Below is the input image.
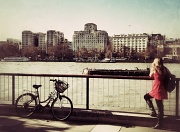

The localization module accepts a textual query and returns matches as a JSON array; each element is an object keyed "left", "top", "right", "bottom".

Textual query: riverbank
[
  {"left": 1, "top": 57, "right": 179, "bottom": 63},
  {"left": 39, "top": 58, "right": 180, "bottom": 63}
]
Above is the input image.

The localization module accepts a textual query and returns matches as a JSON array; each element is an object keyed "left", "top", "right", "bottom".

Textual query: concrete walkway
[
  {"left": 0, "top": 104, "right": 179, "bottom": 132},
  {"left": 0, "top": 115, "right": 178, "bottom": 132}
]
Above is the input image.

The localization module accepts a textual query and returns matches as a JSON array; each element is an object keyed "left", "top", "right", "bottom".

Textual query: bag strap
[{"left": 164, "top": 67, "right": 170, "bottom": 77}]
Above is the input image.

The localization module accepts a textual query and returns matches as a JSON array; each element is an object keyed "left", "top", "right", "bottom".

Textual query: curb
[{"left": 0, "top": 104, "right": 179, "bottom": 130}]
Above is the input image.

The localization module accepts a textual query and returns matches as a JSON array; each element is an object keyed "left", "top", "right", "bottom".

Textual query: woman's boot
[
  {"left": 153, "top": 100, "right": 164, "bottom": 129},
  {"left": 153, "top": 114, "right": 162, "bottom": 129},
  {"left": 146, "top": 99, "right": 157, "bottom": 117},
  {"left": 153, "top": 121, "right": 161, "bottom": 129}
]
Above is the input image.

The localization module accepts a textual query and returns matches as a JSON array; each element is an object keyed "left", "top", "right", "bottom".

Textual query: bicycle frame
[{"left": 33, "top": 88, "right": 56, "bottom": 109}]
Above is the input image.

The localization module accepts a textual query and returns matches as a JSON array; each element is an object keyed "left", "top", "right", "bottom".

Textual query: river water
[{"left": 0, "top": 62, "right": 179, "bottom": 77}]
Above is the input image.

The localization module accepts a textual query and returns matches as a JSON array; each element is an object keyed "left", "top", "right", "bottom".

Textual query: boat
[
  {"left": 100, "top": 58, "right": 116, "bottom": 63},
  {"left": 1, "top": 57, "right": 30, "bottom": 62},
  {"left": 83, "top": 67, "right": 150, "bottom": 76},
  {"left": 115, "top": 57, "right": 128, "bottom": 62},
  {"left": 75, "top": 58, "right": 116, "bottom": 63}
]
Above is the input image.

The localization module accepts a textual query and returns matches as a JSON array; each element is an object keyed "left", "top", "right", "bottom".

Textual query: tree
[
  {"left": 105, "top": 44, "right": 112, "bottom": 58},
  {"left": 78, "top": 47, "right": 88, "bottom": 59},
  {"left": 123, "top": 46, "right": 130, "bottom": 57},
  {"left": 146, "top": 45, "right": 157, "bottom": 60},
  {"left": 53, "top": 43, "right": 73, "bottom": 61},
  {"left": 21, "top": 45, "right": 41, "bottom": 60},
  {"left": 0, "top": 43, "right": 20, "bottom": 58}
]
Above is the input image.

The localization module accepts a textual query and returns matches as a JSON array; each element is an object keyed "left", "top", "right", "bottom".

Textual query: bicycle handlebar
[
  {"left": 50, "top": 79, "right": 57, "bottom": 82},
  {"left": 50, "top": 79, "right": 63, "bottom": 83}
]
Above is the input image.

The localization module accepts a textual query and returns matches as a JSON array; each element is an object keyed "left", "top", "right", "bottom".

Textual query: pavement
[{"left": 0, "top": 104, "right": 180, "bottom": 132}]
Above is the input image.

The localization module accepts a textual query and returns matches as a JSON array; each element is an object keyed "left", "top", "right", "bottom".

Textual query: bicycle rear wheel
[
  {"left": 51, "top": 95, "right": 73, "bottom": 121},
  {"left": 15, "top": 93, "right": 37, "bottom": 117}
]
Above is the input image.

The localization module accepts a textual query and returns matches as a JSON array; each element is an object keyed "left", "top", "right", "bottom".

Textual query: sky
[{"left": 0, "top": 0, "right": 180, "bottom": 41}]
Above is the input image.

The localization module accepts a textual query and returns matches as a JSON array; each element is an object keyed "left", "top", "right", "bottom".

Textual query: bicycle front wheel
[
  {"left": 51, "top": 95, "right": 73, "bottom": 121},
  {"left": 15, "top": 93, "right": 37, "bottom": 117}
]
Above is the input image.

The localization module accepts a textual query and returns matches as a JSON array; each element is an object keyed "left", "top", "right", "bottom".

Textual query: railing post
[
  {"left": 175, "top": 79, "right": 179, "bottom": 117},
  {"left": 86, "top": 77, "right": 89, "bottom": 110},
  {"left": 12, "top": 75, "right": 15, "bottom": 105}
]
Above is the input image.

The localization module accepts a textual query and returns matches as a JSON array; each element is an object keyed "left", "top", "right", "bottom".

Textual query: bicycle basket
[{"left": 55, "top": 80, "right": 69, "bottom": 93}]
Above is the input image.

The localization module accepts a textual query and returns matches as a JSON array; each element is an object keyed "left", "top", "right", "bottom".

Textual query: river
[{"left": 0, "top": 62, "right": 179, "bottom": 77}]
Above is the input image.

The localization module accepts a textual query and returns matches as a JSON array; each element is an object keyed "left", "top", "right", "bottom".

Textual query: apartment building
[
  {"left": 22, "top": 30, "right": 33, "bottom": 48},
  {"left": 22, "top": 31, "right": 46, "bottom": 50},
  {"left": 37, "top": 33, "right": 46, "bottom": 51},
  {"left": 112, "top": 33, "right": 149, "bottom": 53},
  {"left": 7, "top": 38, "right": 21, "bottom": 49},
  {"left": 7, "top": 38, "right": 21, "bottom": 45},
  {"left": 72, "top": 23, "right": 109, "bottom": 51},
  {"left": 47, "top": 30, "right": 64, "bottom": 46}
]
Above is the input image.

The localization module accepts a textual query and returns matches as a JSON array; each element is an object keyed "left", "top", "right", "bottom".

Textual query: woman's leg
[
  {"left": 144, "top": 93, "right": 157, "bottom": 117},
  {"left": 154, "top": 99, "right": 164, "bottom": 129}
]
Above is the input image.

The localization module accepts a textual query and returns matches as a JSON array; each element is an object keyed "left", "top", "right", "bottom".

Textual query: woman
[{"left": 144, "top": 58, "right": 169, "bottom": 129}]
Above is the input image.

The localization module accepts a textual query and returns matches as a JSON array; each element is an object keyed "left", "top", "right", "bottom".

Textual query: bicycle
[{"left": 15, "top": 79, "right": 73, "bottom": 121}]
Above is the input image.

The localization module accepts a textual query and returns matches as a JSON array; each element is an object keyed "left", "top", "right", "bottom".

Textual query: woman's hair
[{"left": 152, "top": 58, "right": 164, "bottom": 75}]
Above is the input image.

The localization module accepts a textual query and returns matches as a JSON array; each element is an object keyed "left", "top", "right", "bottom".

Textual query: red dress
[{"left": 149, "top": 72, "right": 168, "bottom": 100}]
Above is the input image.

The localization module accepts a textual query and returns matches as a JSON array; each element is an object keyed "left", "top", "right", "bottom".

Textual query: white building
[
  {"left": 112, "top": 33, "right": 149, "bottom": 53},
  {"left": 72, "top": 23, "right": 109, "bottom": 52}
]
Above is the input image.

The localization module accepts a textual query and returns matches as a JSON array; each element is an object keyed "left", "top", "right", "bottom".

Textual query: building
[
  {"left": 112, "top": 33, "right": 149, "bottom": 55},
  {"left": 22, "top": 30, "right": 33, "bottom": 48},
  {"left": 47, "top": 30, "right": 64, "bottom": 46},
  {"left": 149, "top": 34, "right": 165, "bottom": 47},
  {"left": 7, "top": 38, "right": 21, "bottom": 49},
  {"left": 22, "top": 31, "right": 46, "bottom": 50},
  {"left": 0, "top": 41, "right": 7, "bottom": 45},
  {"left": 72, "top": 23, "right": 109, "bottom": 52},
  {"left": 7, "top": 38, "right": 21, "bottom": 45},
  {"left": 37, "top": 33, "right": 46, "bottom": 51},
  {"left": 163, "top": 39, "right": 180, "bottom": 59}
]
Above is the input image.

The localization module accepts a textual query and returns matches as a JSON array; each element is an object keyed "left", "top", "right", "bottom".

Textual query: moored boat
[
  {"left": 1, "top": 57, "right": 30, "bottom": 62},
  {"left": 100, "top": 58, "right": 116, "bottom": 63},
  {"left": 83, "top": 67, "right": 150, "bottom": 76}
]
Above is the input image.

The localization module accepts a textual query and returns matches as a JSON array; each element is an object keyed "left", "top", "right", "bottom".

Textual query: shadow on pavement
[
  {"left": 0, "top": 116, "right": 69, "bottom": 132},
  {"left": 0, "top": 115, "right": 180, "bottom": 132}
]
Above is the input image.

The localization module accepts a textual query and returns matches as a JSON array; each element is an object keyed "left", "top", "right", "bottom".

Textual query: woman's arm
[
  {"left": 149, "top": 67, "right": 154, "bottom": 78},
  {"left": 149, "top": 62, "right": 155, "bottom": 77}
]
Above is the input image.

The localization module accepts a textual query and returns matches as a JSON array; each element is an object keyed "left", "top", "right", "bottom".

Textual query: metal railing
[{"left": 0, "top": 73, "right": 179, "bottom": 117}]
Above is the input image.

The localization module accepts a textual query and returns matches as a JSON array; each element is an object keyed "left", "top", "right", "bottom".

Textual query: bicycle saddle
[{"left": 33, "top": 85, "right": 42, "bottom": 89}]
